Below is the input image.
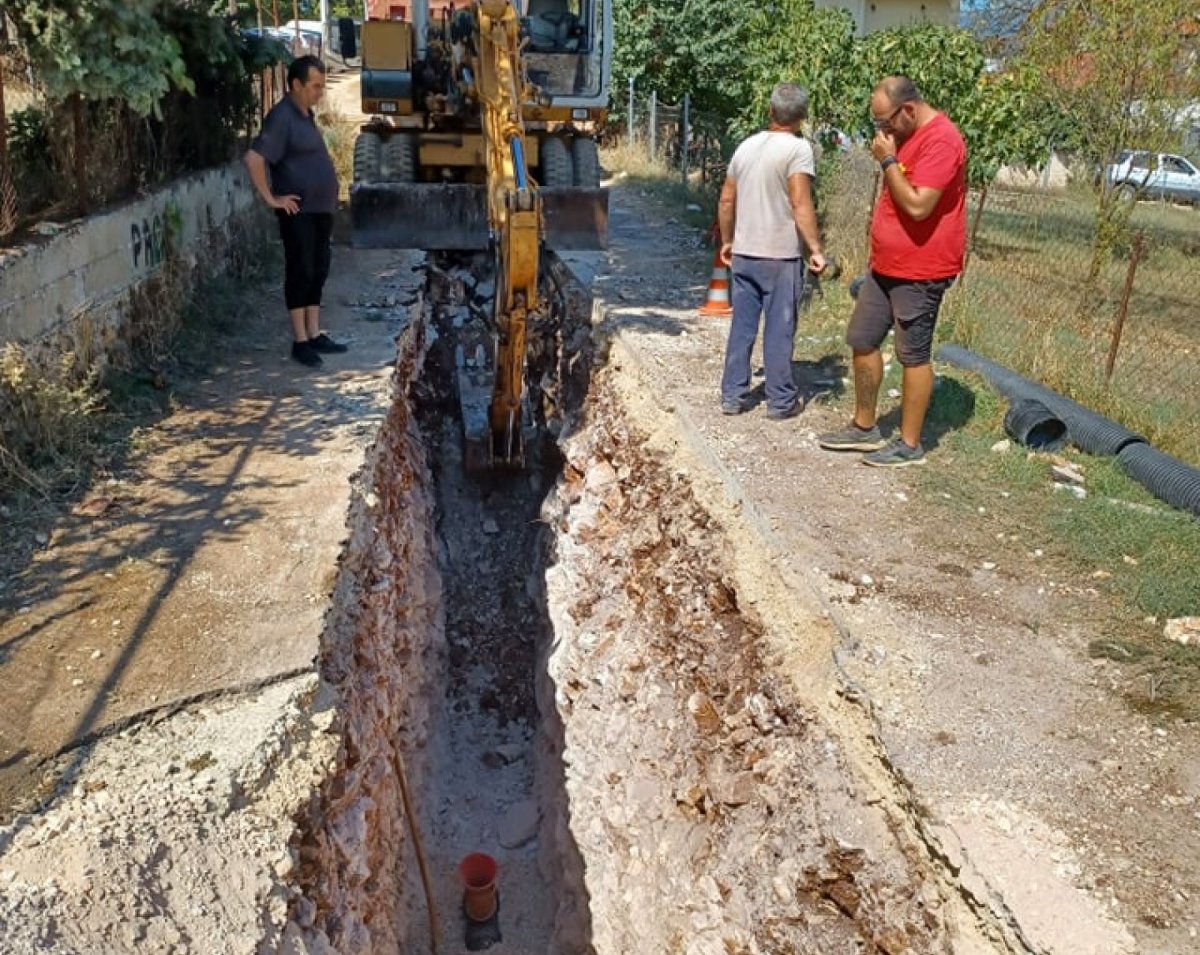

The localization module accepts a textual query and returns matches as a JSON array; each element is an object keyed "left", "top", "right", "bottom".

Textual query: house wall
[{"left": 816, "top": 0, "right": 960, "bottom": 36}]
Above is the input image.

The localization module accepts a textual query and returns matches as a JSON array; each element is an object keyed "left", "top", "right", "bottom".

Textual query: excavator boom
[{"left": 347, "top": 0, "right": 610, "bottom": 469}]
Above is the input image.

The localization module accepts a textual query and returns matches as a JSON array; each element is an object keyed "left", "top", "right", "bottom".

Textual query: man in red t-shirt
[{"left": 820, "top": 75, "right": 967, "bottom": 466}]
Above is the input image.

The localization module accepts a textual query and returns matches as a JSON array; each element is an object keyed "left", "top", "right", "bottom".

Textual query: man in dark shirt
[{"left": 244, "top": 55, "right": 347, "bottom": 367}]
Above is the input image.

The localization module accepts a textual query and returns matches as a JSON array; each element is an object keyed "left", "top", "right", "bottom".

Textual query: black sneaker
[
  {"left": 721, "top": 397, "right": 751, "bottom": 416},
  {"left": 310, "top": 332, "right": 348, "bottom": 354},
  {"left": 291, "top": 340, "right": 323, "bottom": 367}
]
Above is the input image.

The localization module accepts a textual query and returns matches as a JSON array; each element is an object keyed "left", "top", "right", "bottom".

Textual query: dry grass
[
  {"left": 0, "top": 339, "right": 102, "bottom": 497},
  {"left": 318, "top": 106, "right": 359, "bottom": 202},
  {"left": 600, "top": 141, "right": 720, "bottom": 228}
]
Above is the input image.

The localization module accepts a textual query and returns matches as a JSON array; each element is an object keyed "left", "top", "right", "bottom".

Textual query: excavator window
[{"left": 523, "top": 0, "right": 588, "bottom": 53}]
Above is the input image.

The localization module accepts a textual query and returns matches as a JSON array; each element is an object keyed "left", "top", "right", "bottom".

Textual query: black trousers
[{"left": 277, "top": 212, "right": 333, "bottom": 311}]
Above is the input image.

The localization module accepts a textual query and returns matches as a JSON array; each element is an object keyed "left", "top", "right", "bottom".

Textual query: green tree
[
  {"left": 612, "top": 0, "right": 757, "bottom": 118},
  {"left": 13, "top": 0, "right": 194, "bottom": 117},
  {"left": 857, "top": 25, "right": 985, "bottom": 138},
  {"left": 1020, "top": 0, "right": 1200, "bottom": 287},
  {"left": 739, "top": 0, "right": 862, "bottom": 135}
]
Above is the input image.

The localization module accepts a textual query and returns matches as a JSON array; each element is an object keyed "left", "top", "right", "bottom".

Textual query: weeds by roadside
[
  {"left": 600, "top": 142, "right": 716, "bottom": 232},
  {"left": 0, "top": 212, "right": 278, "bottom": 521},
  {"left": 0, "top": 343, "right": 102, "bottom": 498}
]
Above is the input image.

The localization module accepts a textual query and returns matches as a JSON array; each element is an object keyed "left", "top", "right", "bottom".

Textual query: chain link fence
[{"left": 821, "top": 149, "right": 1200, "bottom": 467}]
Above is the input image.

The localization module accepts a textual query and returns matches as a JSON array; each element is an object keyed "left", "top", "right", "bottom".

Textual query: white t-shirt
[{"left": 728, "top": 131, "right": 816, "bottom": 259}]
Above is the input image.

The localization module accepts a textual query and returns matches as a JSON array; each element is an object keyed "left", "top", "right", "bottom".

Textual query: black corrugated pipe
[
  {"left": 937, "top": 344, "right": 1145, "bottom": 457},
  {"left": 937, "top": 343, "right": 1200, "bottom": 519},
  {"left": 1117, "top": 444, "right": 1200, "bottom": 518},
  {"left": 1004, "top": 399, "right": 1067, "bottom": 451}
]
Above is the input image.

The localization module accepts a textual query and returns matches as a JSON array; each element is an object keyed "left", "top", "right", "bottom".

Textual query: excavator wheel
[
  {"left": 540, "top": 136, "right": 574, "bottom": 188},
  {"left": 353, "top": 131, "right": 383, "bottom": 184},
  {"left": 572, "top": 137, "right": 600, "bottom": 189},
  {"left": 383, "top": 134, "right": 416, "bottom": 182}
]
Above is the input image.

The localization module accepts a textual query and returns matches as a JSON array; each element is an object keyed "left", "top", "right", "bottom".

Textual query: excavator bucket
[
  {"left": 350, "top": 183, "right": 608, "bottom": 251},
  {"left": 351, "top": 183, "right": 488, "bottom": 250},
  {"left": 542, "top": 187, "right": 610, "bottom": 251}
]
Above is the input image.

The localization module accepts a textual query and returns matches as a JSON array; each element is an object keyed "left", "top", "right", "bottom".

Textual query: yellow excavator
[{"left": 348, "top": 0, "right": 611, "bottom": 469}]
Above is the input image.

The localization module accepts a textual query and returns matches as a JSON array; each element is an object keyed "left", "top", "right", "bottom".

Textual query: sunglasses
[{"left": 873, "top": 105, "right": 904, "bottom": 130}]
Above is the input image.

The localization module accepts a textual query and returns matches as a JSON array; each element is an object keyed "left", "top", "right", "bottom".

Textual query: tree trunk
[
  {"left": 960, "top": 183, "right": 989, "bottom": 287},
  {"left": 72, "top": 93, "right": 88, "bottom": 214}
]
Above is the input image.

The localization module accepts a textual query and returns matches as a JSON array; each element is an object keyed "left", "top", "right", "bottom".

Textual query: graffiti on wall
[{"left": 130, "top": 201, "right": 184, "bottom": 269}]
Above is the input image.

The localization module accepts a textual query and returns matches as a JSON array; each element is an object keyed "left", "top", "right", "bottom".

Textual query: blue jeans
[{"left": 721, "top": 255, "right": 804, "bottom": 412}]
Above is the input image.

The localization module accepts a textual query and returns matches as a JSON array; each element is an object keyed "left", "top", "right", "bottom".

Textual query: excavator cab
[
  {"left": 350, "top": 0, "right": 611, "bottom": 252},
  {"left": 349, "top": 1, "right": 611, "bottom": 470}
]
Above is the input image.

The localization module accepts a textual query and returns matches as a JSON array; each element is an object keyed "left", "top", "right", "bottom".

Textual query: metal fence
[
  {"left": 618, "top": 83, "right": 733, "bottom": 192},
  {"left": 821, "top": 149, "right": 1200, "bottom": 467}
]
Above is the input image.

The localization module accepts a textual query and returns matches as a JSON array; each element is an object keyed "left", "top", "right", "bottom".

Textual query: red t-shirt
[{"left": 870, "top": 112, "right": 967, "bottom": 281}]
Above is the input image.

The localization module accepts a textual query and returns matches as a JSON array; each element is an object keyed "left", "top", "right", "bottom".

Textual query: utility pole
[{"left": 320, "top": 0, "right": 330, "bottom": 59}]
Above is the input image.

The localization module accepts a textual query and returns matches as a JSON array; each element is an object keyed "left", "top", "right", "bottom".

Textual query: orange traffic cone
[{"left": 698, "top": 247, "right": 733, "bottom": 317}]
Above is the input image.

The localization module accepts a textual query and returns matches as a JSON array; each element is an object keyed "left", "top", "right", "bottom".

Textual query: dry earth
[{"left": 0, "top": 150, "right": 1197, "bottom": 952}]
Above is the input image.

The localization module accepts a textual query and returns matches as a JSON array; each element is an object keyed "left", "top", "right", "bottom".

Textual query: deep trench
[
  {"left": 286, "top": 251, "right": 1021, "bottom": 955},
  {"left": 402, "top": 252, "right": 586, "bottom": 954}
]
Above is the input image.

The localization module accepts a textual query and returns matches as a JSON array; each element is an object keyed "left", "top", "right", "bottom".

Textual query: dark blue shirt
[{"left": 251, "top": 96, "right": 339, "bottom": 215}]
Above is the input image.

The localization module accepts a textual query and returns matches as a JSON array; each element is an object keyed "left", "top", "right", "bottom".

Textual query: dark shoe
[
  {"left": 721, "top": 397, "right": 751, "bottom": 415},
  {"left": 291, "top": 340, "right": 323, "bottom": 367},
  {"left": 818, "top": 422, "right": 886, "bottom": 451},
  {"left": 765, "top": 400, "right": 802, "bottom": 421},
  {"left": 310, "top": 332, "right": 348, "bottom": 354},
  {"left": 863, "top": 437, "right": 926, "bottom": 467}
]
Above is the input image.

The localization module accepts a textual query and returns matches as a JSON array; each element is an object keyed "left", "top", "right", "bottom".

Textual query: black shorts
[
  {"left": 278, "top": 212, "right": 334, "bottom": 311},
  {"left": 846, "top": 271, "right": 955, "bottom": 366}
]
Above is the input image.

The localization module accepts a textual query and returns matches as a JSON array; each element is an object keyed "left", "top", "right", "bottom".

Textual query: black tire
[
  {"left": 383, "top": 134, "right": 416, "bottom": 182},
  {"left": 540, "top": 136, "right": 573, "bottom": 188},
  {"left": 1117, "top": 182, "right": 1138, "bottom": 202},
  {"left": 571, "top": 136, "right": 600, "bottom": 188},
  {"left": 353, "top": 131, "right": 382, "bottom": 184}
]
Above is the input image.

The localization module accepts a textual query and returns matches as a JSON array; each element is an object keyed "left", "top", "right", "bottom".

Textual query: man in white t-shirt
[{"left": 717, "top": 83, "right": 827, "bottom": 419}]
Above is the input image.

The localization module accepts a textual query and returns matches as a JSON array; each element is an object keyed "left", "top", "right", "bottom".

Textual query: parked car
[
  {"left": 1105, "top": 150, "right": 1200, "bottom": 205},
  {"left": 242, "top": 25, "right": 323, "bottom": 59}
]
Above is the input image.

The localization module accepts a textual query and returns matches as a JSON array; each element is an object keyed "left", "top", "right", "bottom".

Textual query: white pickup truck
[{"left": 1105, "top": 150, "right": 1200, "bottom": 205}]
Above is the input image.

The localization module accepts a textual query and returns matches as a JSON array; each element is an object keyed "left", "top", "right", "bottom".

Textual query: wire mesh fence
[
  {"left": 616, "top": 85, "right": 734, "bottom": 194},
  {"left": 821, "top": 149, "right": 1200, "bottom": 467}
]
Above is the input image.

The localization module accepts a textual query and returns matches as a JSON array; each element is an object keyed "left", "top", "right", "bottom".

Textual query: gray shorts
[{"left": 847, "top": 271, "right": 955, "bottom": 366}]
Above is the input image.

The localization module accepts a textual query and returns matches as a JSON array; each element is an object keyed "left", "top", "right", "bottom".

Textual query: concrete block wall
[{"left": 0, "top": 164, "right": 259, "bottom": 355}]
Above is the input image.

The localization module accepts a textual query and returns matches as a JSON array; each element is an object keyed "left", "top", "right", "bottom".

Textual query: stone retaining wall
[{"left": 0, "top": 164, "right": 260, "bottom": 359}]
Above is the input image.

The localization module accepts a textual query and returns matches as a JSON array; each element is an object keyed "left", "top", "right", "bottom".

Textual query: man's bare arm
[
  {"left": 871, "top": 131, "right": 943, "bottom": 221},
  {"left": 788, "top": 173, "right": 826, "bottom": 273},
  {"left": 717, "top": 176, "right": 737, "bottom": 265},
  {"left": 243, "top": 150, "right": 300, "bottom": 214}
]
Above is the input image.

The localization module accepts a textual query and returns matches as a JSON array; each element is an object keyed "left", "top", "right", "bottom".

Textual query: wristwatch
[{"left": 880, "top": 155, "right": 898, "bottom": 172}]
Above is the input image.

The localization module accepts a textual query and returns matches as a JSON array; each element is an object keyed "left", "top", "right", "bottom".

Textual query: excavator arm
[
  {"left": 350, "top": 0, "right": 609, "bottom": 470},
  {"left": 474, "top": 0, "right": 543, "bottom": 467}
]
